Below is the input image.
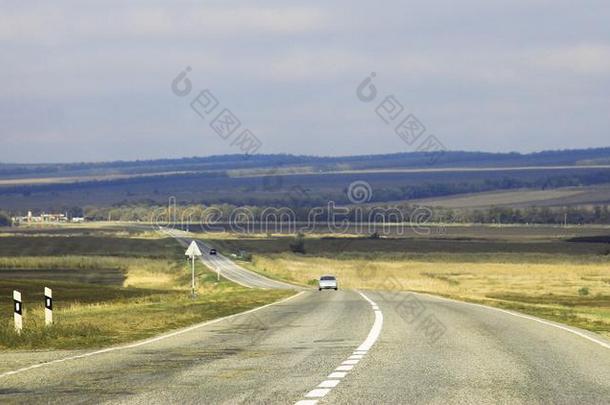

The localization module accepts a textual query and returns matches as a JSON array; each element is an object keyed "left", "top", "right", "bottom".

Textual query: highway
[
  {"left": 1, "top": 231, "right": 609, "bottom": 404},
  {"left": 164, "top": 228, "right": 300, "bottom": 290}
]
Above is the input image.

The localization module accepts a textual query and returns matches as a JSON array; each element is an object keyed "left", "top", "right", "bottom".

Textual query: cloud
[
  {"left": 534, "top": 44, "right": 610, "bottom": 74},
  {"left": 1, "top": 0, "right": 610, "bottom": 162},
  {"left": 0, "top": 4, "right": 330, "bottom": 42}
]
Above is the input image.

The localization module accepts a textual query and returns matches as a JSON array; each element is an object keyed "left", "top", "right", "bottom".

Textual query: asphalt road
[
  {"left": 165, "top": 228, "right": 299, "bottom": 290},
  {"left": 1, "top": 229, "right": 609, "bottom": 403},
  {"left": 1, "top": 287, "right": 609, "bottom": 404}
]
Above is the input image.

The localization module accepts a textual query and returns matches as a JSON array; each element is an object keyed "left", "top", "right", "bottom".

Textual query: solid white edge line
[
  {"left": 356, "top": 295, "right": 384, "bottom": 351},
  {"left": 415, "top": 291, "right": 610, "bottom": 350},
  {"left": 0, "top": 291, "right": 306, "bottom": 379},
  {"left": 358, "top": 291, "right": 377, "bottom": 306}
]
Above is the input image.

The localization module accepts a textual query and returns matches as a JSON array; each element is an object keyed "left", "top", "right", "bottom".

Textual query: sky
[{"left": 1, "top": 0, "right": 610, "bottom": 163}]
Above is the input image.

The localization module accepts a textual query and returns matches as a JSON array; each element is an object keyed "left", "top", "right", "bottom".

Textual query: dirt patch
[{"left": 568, "top": 235, "right": 610, "bottom": 244}]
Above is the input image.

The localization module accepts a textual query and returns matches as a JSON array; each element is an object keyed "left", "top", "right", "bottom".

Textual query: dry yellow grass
[
  {"left": 0, "top": 255, "right": 186, "bottom": 290},
  {"left": 247, "top": 253, "right": 610, "bottom": 338},
  {"left": 0, "top": 255, "right": 292, "bottom": 350},
  {"left": 251, "top": 254, "right": 609, "bottom": 295}
]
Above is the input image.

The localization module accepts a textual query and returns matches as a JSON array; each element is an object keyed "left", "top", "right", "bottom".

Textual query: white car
[{"left": 318, "top": 275, "right": 338, "bottom": 291}]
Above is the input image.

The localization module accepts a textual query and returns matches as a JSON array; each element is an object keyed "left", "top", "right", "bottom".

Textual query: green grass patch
[{"left": 0, "top": 277, "right": 293, "bottom": 350}]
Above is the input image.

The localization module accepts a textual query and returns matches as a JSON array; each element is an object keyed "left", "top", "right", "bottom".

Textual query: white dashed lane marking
[
  {"left": 305, "top": 388, "right": 331, "bottom": 398},
  {"left": 335, "top": 365, "right": 354, "bottom": 372},
  {"left": 294, "top": 291, "right": 384, "bottom": 404},
  {"left": 318, "top": 380, "right": 341, "bottom": 388},
  {"left": 328, "top": 372, "right": 347, "bottom": 378}
]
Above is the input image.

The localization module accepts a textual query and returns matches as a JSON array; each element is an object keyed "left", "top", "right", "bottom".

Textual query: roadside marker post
[
  {"left": 184, "top": 241, "right": 203, "bottom": 298},
  {"left": 13, "top": 290, "right": 23, "bottom": 334},
  {"left": 44, "top": 287, "right": 53, "bottom": 326}
]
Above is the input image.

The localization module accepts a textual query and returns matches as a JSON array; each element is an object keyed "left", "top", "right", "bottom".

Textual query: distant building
[{"left": 11, "top": 211, "right": 72, "bottom": 225}]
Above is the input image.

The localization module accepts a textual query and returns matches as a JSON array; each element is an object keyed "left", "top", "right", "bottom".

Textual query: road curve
[
  {"left": 329, "top": 290, "right": 610, "bottom": 404},
  {"left": 164, "top": 228, "right": 301, "bottom": 290},
  {"left": 0, "top": 290, "right": 373, "bottom": 403},
  {"left": 1, "top": 289, "right": 609, "bottom": 403}
]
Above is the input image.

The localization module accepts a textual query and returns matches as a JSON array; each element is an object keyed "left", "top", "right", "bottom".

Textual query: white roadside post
[
  {"left": 184, "top": 241, "right": 203, "bottom": 298},
  {"left": 13, "top": 290, "right": 23, "bottom": 334},
  {"left": 44, "top": 287, "right": 53, "bottom": 326},
  {"left": 216, "top": 264, "right": 220, "bottom": 282}
]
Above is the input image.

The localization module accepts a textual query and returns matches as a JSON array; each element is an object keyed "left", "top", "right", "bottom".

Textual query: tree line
[{"left": 76, "top": 203, "right": 610, "bottom": 226}]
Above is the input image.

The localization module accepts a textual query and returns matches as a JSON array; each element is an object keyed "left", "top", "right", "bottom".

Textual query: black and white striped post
[
  {"left": 44, "top": 287, "right": 53, "bottom": 326},
  {"left": 13, "top": 290, "right": 23, "bottom": 333}
]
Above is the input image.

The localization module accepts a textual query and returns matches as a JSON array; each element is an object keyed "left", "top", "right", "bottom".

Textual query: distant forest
[
  {"left": 3, "top": 147, "right": 610, "bottom": 222},
  {"left": 3, "top": 147, "right": 610, "bottom": 178},
  {"left": 77, "top": 203, "right": 610, "bottom": 226}
]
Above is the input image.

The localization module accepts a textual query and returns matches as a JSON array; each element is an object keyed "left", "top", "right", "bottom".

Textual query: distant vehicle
[
  {"left": 318, "top": 275, "right": 338, "bottom": 291},
  {"left": 210, "top": 249, "right": 217, "bottom": 255}
]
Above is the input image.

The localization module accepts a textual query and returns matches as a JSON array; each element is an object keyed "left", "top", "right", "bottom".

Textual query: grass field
[
  {"left": 0, "top": 274, "right": 290, "bottom": 350},
  {"left": 207, "top": 233, "right": 610, "bottom": 256},
  {"left": 412, "top": 184, "right": 610, "bottom": 209},
  {"left": 248, "top": 254, "right": 610, "bottom": 338},
  {"left": 209, "top": 233, "right": 610, "bottom": 339},
  {"left": 0, "top": 235, "right": 180, "bottom": 258},
  {"left": 0, "top": 230, "right": 292, "bottom": 350},
  {"left": 2, "top": 224, "right": 610, "bottom": 348}
]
